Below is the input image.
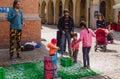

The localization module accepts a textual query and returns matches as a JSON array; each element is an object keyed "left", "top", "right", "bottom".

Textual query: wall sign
[{"left": 0, "top": 7, "right": 10, "bottom": 13}]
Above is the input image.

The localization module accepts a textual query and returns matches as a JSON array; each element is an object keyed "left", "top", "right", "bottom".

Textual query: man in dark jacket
[{"left": 57, "top": 9, "right": 74, "bottom": 56}]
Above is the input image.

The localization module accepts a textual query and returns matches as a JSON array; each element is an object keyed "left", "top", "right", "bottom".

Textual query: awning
[{"left": 113, "top": 3, "right": 120, "bottom": 9}]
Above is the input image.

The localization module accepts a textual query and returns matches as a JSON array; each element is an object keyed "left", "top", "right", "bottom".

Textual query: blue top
[
  {"left": 96, "top": 19, "right": 105, "bottom": 28},
  {"left": 8, "top": 8, "right": 24, "bottom": 30}
]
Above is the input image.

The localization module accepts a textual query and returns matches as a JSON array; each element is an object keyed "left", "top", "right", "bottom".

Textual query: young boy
[
  {"left": 47, "top": 38, "right": 59, "bottom": 56},
  {"left": 47, "top": 38, "right": 59, "bottom": 77},
  {"left": 70, "top": 33, "right": 80, "bottom": 63}
]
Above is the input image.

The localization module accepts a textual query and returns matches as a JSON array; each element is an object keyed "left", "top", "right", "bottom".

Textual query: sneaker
[
  {"left": 10, "top": 54, "right": 13, "bottom": 60},
  {"left": 80, "top": 67, "right": 87, "bottom": 70},
  {"left": 86, "top": 65, "right": 90, "bottom": 69},
  {"left": 17, "top": 54, "right": 22, "bottom": 59}
]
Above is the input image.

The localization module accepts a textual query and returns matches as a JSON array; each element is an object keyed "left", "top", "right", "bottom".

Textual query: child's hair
[
  {"left": 97, "top": 13, "right": 104, "bottom": 20},
  {"left": 80, "top": 22, "right": 89, "bottom": 33},
  {"left": 51, "top": 38, "right": 57, "bottom": 44},
  {"left": 72, "top": 33, "right": 78, "bottom": 37}
]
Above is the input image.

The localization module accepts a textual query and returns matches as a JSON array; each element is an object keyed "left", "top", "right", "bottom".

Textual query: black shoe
[
  {"left": 80, "top": 67, "right": 87, "bottom": 70},
  {"left": 86, "top": 65, "right": 90, "bottom": 69},
  {"left": 10, "top": 54, "right": 13, "bottom": 60},
  {"left": 17, "top": 54, "right": 22, "bottom": 59}
]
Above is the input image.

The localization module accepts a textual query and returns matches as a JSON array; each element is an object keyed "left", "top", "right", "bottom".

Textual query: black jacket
[{"left": 57, "top": 16, "right": 74, "bottom": 32}]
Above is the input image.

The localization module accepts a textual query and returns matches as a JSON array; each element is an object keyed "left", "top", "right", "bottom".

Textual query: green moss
[{"left": 4, "top": 61, "right": 102, "bottom": 79}]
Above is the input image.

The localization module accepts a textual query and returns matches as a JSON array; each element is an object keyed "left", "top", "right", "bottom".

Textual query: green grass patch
[{"left": 4, "top": 61, "right": 102, "bottom": 79}]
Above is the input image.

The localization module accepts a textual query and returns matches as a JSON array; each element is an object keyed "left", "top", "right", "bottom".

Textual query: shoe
[
  {"left": 69, "top": 53, "right": 73, "bottom": 57},
  {"left": 10, "top": 54, "right": 13, "bottom": 60},
  {"left": 80, "top": 67, "right": 87, "bottom": 70},
  {"left": 86, "top": 65, "right": 90, "bottom": 69},
  {"left": 17, "top": 54, "right": 22, "bottom": 59},
  {"left": 110, "top": 40, "right": 114, "bottom": 43}
]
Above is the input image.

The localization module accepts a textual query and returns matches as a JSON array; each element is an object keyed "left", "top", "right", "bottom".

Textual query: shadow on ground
[{"left": 0, "top": 43, "right": 49, "bottom": 65}]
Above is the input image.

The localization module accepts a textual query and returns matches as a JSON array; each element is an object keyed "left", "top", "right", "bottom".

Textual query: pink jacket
[{"left": 80, "top": 29, "right": 96, "bottom": 47}]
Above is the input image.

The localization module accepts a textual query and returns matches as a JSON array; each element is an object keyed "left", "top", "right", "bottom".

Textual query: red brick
[{"left": 0, "top": 0, "right": 41, "bottom": 48}]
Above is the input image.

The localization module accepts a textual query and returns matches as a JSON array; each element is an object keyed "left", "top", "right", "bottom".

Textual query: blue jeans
[
  {"left": 82, "top": 47, "right": 91, "bottom": 67},
  {"left": 60, "top": 31, "right": 72, "bottom": 54}
]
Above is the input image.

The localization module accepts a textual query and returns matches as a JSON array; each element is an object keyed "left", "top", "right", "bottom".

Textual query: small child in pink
[{"left": 70, "top": 33, "right": 80, "bottom": 63}]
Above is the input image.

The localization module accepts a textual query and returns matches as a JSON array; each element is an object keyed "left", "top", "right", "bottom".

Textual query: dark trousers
[
  {"left": 73, "top": 49, "right": 78, "bottom": 63},
  {"left": 60, "top": 31, "right": 72, "bottom": 54},
  {"left": 10, "top": 29, "right": 22, "bottom": 56},
  {"left": 107, "top": 32, "right": 113, "bottom": 41},
  {"left": 82, "top": 47, "right": 91, "bottom": 67}
]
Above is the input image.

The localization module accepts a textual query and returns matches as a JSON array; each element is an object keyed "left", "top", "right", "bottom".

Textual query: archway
[
  {"left": 100, "top": 1, "right": 106, "bottom": 18},
  {"left": 41, "top": 1, "right": 46, "bottom": 24},
  {"left": 75, "top": 0, "right": 80, "bottom": 25},
  {"left": 48, "top": 0, "right": 54, "bottom": 24},
  {"left": 65, "top": 0, "right": 73, "bottom": 17},
  {"left": 100, "top": 0, "right": 114, "bottom": 21},
  {"left": 75, "top": 0, "right": 87, "bottom": 26},
  {"left": 80, "top": 0, "right": 87, "bottom": 21},
  {"left": 69, "top": 0, "right": 73, "bottom": 17},
  {"left": 59, "top": 1, "right": 62, "bottom": 17},
  {"left": 55, "top": 0, "right": 63, "bottom": 24}
]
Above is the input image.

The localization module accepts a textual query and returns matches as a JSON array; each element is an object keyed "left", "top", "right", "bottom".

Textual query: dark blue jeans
[
  {"left": 60, "top": 31, "right": 72, "bottom": 54},
  {"left": 82, "top": 47, "right": 91, "bottom": 67}
]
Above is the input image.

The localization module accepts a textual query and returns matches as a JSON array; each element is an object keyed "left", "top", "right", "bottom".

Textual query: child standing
[
  {"left": 70, "top": 33, "right": 80, "bottom": 63},
  {"left": 47, "top": 38, "right": 59, "bottom": 77},
  {"left": 78, "top": 22, "right": 96, "bottom": 69},
  {"left": 47, "top": 38, "right": 59, "bottom": 56}
]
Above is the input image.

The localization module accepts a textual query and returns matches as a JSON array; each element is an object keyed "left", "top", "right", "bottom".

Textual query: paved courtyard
[
  {"left": 0, "top": 24, "right": 120, "bottom": 79},
  {"left": 41, "top": 25, "right": 120, "bottom": 79}
]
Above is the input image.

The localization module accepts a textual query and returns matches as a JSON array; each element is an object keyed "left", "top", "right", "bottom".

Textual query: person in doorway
[
  {"left": 78, "top": 22, "right": 96, "bottom": 69},
  {"left": 106, "top": 24, "right": 114, "bottom": 43},
  {"left": 57, "top": 9, "right": 74, "bottom": 56},
  {"left": 8, "top": 0, "right": 25, "bottom": 59},
  {"left": 96, "top": 13, "right": 106, "bottom": 28}
]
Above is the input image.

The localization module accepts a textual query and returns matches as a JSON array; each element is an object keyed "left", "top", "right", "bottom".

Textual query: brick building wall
[{"left": 0, "top": 0, "right": 41, "bottom": 48}]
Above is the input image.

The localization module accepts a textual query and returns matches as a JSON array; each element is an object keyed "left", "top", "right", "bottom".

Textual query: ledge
[{"left": 0, "top": 13, "right": 41, "bottom": 21}]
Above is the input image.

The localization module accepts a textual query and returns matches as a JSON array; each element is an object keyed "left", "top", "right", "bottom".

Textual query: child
[
  {"left": 47, "top": 38, "right": 59, "bottom": 77},
  {"left": 47, "top": 38, "right": 59, "bottom": 56},
  {"left": 70, "top": 33, "right": 80, "bottom": 63},
  {"left": 106, "top": 24, "right": 114, "bottom": 43},
  {"left": 78, "top": 22, "right": 96, "bottom": 69}
]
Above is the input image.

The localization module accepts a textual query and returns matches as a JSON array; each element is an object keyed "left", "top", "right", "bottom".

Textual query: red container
[
  {"left": 44, "top": 56, "right": 53, "bottom": 70},
  {"left": 111, "top": 23, "right": 116, "bottom": 30},
  {"left": 44, "top": 56, "right": 57, "bottom": 70},
  {"left": 44, "top": 70, "right": 53, "bottom": 79},
  {"left": 106, "top": 22, "right": 110, "bottom": 26},
  {"left": 117, "top": 24, "right": 120, "bottom": 32},
  {"left": 44, "top": 69, "right": 57, "bottom": 79}
]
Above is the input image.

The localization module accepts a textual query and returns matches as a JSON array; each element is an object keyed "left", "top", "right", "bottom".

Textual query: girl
[{"left": 78, "top": 22, "right": 96, "bottom": 69}]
